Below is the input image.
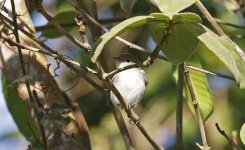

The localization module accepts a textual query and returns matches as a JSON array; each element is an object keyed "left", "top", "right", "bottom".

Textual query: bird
[{"left": 110, "top": 53, "right": 147, "bottom": 108}]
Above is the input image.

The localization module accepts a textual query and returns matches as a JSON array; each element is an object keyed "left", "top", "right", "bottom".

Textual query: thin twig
[
  {"left": 176, "top": 64, "right": 184, "bottom": 150},
  {"left": 32, "top": 0, "right": 91, "bottom": 51},
  {"left": 186, "top": 65, "right": 235, "bottom": 81},
  {"left": 75, "top": 14, "right": 91, "bottom": 53},
  {"left": 215, "top": 123, "right": 240, "bottom": 150},
  {"left": 35, "top": 17, "right": 127, "bottom": 31},
  {"left": 183, "top": 63, "right": 210, "bottom": 150},
  {"left": 32, "top": 90, "right": 47, "bottom": 149},
  {"left": 10, "top": 0, "right": 47, "bottom": 149}
]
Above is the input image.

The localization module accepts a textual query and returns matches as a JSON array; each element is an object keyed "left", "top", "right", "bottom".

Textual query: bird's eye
[{"left": 126, "top": 59, "right": 130, "bottom": 63}]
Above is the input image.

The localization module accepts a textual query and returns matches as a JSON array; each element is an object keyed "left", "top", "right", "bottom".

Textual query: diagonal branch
[
  {"left": 107, "top": 80, "right": 164, "bottom": 150},
  {"left": 215, "top": 123, "right": 241, "bottom": 150},
  {"left": 195, "top": 0, "right": 227, "bottom": 38},
  {"left": 68, "top": 0, "right": 148, "bottom": 52},
  {"left": 32, "top": 0, "right": 91, "bottom": 52}
]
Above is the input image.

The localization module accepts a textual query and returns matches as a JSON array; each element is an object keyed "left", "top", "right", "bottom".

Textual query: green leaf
[
  {"left": 120, "top": 0, "right": 138, "bottom": 14},
  {"left": 91, "top": 16, "right": 153, "bottom": 62},
  {"left": 148, "top": 13, "right": 170, "bottom": 44},
  {"left": 154, "top": 0, "right": 196, "bottom": 18},
  {"left": 162, "top": 23, "right": 199, "bottom": 65},
  {"left": 42, "top": 11, "right": 76, "bottom": 38},
  {"left": 173, "top": 12, "right": 202, "bottom": 24},
  {"left": 184, "top": 23, "right": 245, "bottom": 88},
  {"left": 2, "top": 75, "right": 41, "bottom": 139},
  {"left": 172, "top": 57, "right": 214, "bottom": 121},
  {"left": 241, "top": 123, "right": 245, "bottom": 145},
  {"left": 185, "top": 57, "right": 214, "bottom": 121}
]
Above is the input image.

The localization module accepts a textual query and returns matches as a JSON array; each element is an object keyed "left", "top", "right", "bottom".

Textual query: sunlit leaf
[
  {"left": 120, "top": 0, "right": 138, "bottom": 14},
  {"left": 91, "top": 16, "right": 153, "bottom": 62},
  {"left": 241, "top": 123, "right": 245, "bottom": 145},
  {"left": 184, "top": 23, "right": 245, "bottom": 88},
  {"left": 185, "top": 57, "right": 214, "bottom": 121},
  {"left": 154, "top": 0, "right": 196, "bottom": 18},
  {"left": 163, "top": 23, "right": 199, "bottom": 65},
  {"left": 2, "top": 75, "right": 41, "bottom": 139}
]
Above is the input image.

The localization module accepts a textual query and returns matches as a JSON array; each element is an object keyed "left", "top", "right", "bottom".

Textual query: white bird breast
[{"left": 110, "top": 67, "right": 147, "bottom": 108}]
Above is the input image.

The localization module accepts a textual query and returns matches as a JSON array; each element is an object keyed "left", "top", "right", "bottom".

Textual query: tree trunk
[{"left": 0, "top": 0, "right": 91, "bottom": 149}]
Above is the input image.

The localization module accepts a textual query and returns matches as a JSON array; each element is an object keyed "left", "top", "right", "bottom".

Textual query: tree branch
[
  {"left": 183, "top": 63, "right": 210, "bottom": 150},
  {"left": 32, "top": 0, "right": 91, "bottom": 52},
  {"left": 35, "top": 17, "right": 127, "bottom": 31},
  {"left": 107, "top": 80, "right": 164, "bottom": 150},
  {"left": 195, "top": 0, "right": 227, "bottom": 38}
]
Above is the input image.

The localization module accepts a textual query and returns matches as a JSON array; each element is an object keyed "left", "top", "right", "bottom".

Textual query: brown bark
[{"left": 0, "top": 0, "right": 91, "bottom": 149}]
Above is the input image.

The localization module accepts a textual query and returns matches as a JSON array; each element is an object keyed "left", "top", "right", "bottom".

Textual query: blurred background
[{"left": 0, "top": 0, "right": 245, "bottom": 149}]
